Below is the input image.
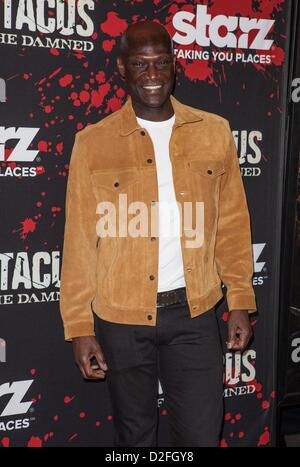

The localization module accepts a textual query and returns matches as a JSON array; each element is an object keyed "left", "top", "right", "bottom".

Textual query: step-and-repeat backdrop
[{"left": 0, "top": 1, "right": 290, "bottom": 447}]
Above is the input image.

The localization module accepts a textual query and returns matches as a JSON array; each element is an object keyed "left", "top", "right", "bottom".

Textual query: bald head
[{"left": 119, "top": 21, "right": 173, "bottom": 58}]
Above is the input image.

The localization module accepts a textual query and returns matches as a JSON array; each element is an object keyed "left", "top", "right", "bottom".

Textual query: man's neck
[{"left": 131, "top": 98, "right": 174, "bottom": 122}]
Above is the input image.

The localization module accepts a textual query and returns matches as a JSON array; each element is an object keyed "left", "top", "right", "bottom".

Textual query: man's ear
[{"left": 117, "top": 56, "right": 126, "bottom": 79}]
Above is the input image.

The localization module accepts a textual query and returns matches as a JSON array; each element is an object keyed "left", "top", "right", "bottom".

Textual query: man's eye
[
  {"left": 132, "top": 62, "right": 145, "bottom": 68},
  {"left": 158, "top": 59, "right": 171, "bottom": 66}
]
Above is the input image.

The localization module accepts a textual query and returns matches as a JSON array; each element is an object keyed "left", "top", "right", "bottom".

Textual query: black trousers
[{"left": 95, "top": 301, "right": 224, "bottom": 447}]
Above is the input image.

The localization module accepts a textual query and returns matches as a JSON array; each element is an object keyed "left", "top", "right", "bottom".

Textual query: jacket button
[
  {"left": 147, "top": 314, "right": 152, "bottom": 320},
  {"left": 140, "top": 131, "right": 146, "bottom": 136},
  {"left": 179, "top": 191, "right": 185, "bottom": 196},
  {"left": 151, "top": 237, "right": 156, "bottom": 241},
  {"left": 207, "top": 169, "right": 213, "bottom": 175},
  {"left": 151, "top": 200, "right": 156, "bottom": 205},
  {"left": 147, "top": 158, "right": 153, "bottom": 164},
  {"left": 149, "top": 275, "right": 155, "bottom": 280},
  {"left": 114, "top": 181, "right": 119, "bottom": 187},
  {"left": 186, "top": 267, "right": 192, "bottom": 272}
]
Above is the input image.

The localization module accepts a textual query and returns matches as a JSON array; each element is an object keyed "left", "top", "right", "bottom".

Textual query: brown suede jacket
[{"left": 59, "top": 95, "right": 257, "bottom": 341}]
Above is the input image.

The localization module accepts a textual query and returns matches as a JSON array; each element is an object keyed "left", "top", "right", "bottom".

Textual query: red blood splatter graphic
[
  {"left": 36, "top": 166, "right": 45, "bottom": 175},
  {"left": 162, "top": 409, "right": 167, "bottom": 416},
  {"left": 270, "top": 390, "right": 276, "bottom": 398},
  {"left": 206, "top": 0, "right": 284, "bottom": 18},
  {"left": 59, "top": 74, "right": 73, "bottom": 87},
  {"left": 44, "top": 105, "right": 53, "bottom": 114},
  {"left": 95, "top": 421, "right": 101, "bottom": 427},
  {"left": 96, "top": 71, "right": 106, "bottom": 83},
  {"left": 235, "top": 413, "right": 241, "bottom": 420},
  {"left": 221, "top": 311, "right": 229, "bottom": 322},
  {"left": 255, "top": 383, "right": 262, "bottom": 392},
  {"left": 50, "top": 48, "right": 59, "bottom": 56},
  {"left": 48, "top": 67, "right": 62, "bottom": 80},
  {"left": 220, "top": 438, "right": 228, "bottom": 447},
  {"left": 89, "top": 83, "right": 110, "bottom": 110},
  {"left": 225, "top": 412, "right": 231, "bottom": 421},
  {"left": 179, "top": 59, "right": 216, "bottom": 85},
  {"left": 27, "top": 436, "right": 43, "bottom": 448},
  {"left": 30, "top": 369, "right": 36, "bottom": 375},
  {"left": 238, "top": 432, "right": 245, "bottom": 439},
  {"left": 107, "top": 415, "right": 113, "bottom": 421},
  {"left": 64, "top": 395, "right": 75, "bottom": 404},
  {"left": 271, "top": 45, "right": 285, "bottom": 66},
  {"left": 54, "top": 415, "right": 59, "bottom": 422},
  {"left": 68, "top": 433, "right": 78, "bottom": 442},
  {"left": 13, "top": 218, "right": 37, "bottom": 240},
  {"left": 79, "top": 412, "right": 86, "bottom": 418},
  {"left": 56, "top": 142, "right": 64, "bottom": 154},
  {"left": 79, "top": 90, "right": 90, "bottom": 103},
  {"left": 262, "top": 400, "right": 270, "bottom": 409},
  {"left": 4, "top": 147, "right": 13, "bottom": 162},
  {"left": 38, "top": 140, "right": 48, "bottom": 152},
  {"left": 100, "top": 12, "right": 128, "bottom": 37},
  {"left": 44, "top": 432, "right": 54, "bottom": 442},
  {"left": 103, "top": 39, "right": 116, "bottom": 52},
  {"left": 1, "top": 437, "right": 10, "bottom": 448},
  {"left": 116, "top": 87, "right": 125, "bottom": 98},
  {"left": 257, "top": 427, "right": 270, "bottom": 446},
  {"left": 105, "top": 96, "right": 123, "bottom": 113}
]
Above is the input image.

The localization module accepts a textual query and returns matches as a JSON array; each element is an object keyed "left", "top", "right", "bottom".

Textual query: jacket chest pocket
[
  {"left": 91, "top": 169, "right": 140, "bottom": 205},
  {"left": 185, "top": 159, "right": 226, "bottom": 230},
  {"left": 185, "top": 159, "right": 225, "bottom": 178},
  {"left": 185, "top": 159, "right": 225, "bottom": 199}
]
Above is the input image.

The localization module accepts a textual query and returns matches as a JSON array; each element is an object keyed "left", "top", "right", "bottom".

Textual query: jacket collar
[{"left": 119, "top": 94, "right": 204, "bottom": 136}]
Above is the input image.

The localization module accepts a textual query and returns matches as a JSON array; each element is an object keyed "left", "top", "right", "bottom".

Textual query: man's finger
[
  {"left": 79, "top": 356, "right": 98, "bottom": 380},
  {"left": 83, "top": 359, "right": 105, "bottom": 380},
  {"left": 238, "top": 329, "right": 252, "bottom": 350},
  {"left": 227, "top": 325, "right": 239, "bottom": 349},
  {"left": 77, "top": 362, "right": 88, "bottom": 379},
  {"left": 94, "top": 351, "right": 108, "bottom": 371}
]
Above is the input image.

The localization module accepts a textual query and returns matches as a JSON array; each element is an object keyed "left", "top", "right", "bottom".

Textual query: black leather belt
[{"left": 156, "top": 286, "right": 187, "bottom": 308}]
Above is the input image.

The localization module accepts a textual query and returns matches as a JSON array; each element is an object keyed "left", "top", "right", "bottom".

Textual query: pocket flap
[
  {"left": 91, "top": 169, "right": 139, "bottom": 192},
  {"left": 186, "top": 159, "right": 226, "bottom": 178}
]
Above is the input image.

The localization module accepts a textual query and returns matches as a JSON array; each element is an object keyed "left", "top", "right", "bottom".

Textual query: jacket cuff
[
  {"left": 64, "top": 321, "right": 95, "bottom": 342},
  {"left": 227, "top": 293, "right": 257, "bottom": 313}
]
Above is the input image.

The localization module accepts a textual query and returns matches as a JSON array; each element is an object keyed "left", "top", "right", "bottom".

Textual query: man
[{"left": 60, "top": 21, "right": 257, "bottom": 447}]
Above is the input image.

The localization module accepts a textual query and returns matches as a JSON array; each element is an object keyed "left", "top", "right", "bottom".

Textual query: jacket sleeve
[
  {"left": 214, "top": 121, "right": 257, "bottom": 313},
  {"left": 59, "top": 132, "right": 98, "bottom": 340}
]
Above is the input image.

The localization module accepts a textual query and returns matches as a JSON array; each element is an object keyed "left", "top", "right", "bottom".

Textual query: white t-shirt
[{"left": 136, "top": 114, "right": 186, "bottom": 292}]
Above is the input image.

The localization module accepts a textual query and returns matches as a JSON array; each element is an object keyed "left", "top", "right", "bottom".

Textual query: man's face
[{"left": 118, "top": 42, "right": 175, "bottom": 109}]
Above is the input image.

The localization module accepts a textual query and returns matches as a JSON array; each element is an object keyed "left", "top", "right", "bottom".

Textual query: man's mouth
[{"left": 142, "top": 84, "right": 163, "bottom": 91}]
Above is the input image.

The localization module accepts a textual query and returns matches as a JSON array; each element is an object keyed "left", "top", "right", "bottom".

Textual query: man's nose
[{"left": 146, "top": 63, "right": 159, "bottom": 81}]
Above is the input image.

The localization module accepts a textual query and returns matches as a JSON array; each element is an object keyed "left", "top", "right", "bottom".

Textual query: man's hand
[
  {"left": 72, "top": 336, "right": 108, "bottom": 380},
  {"left": 226, "top": 310, "right": 253, "bottom": 352}
]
